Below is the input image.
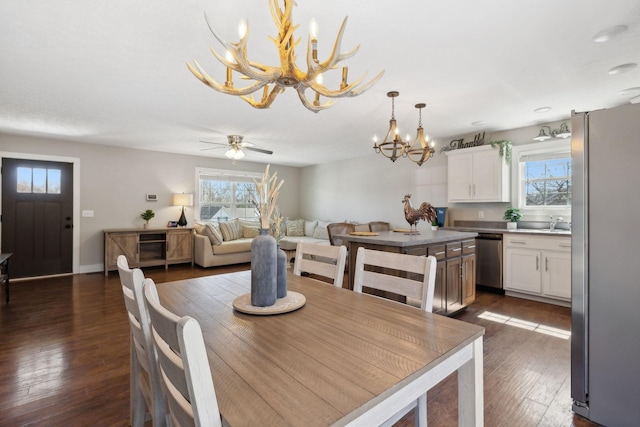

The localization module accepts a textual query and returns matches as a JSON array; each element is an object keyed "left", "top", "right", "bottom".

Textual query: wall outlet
[{"left": 478, "top": 210, "right": 484, "bottom": 219}]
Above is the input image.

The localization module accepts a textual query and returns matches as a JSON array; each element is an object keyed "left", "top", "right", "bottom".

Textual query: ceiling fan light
[{"left": 225, "top": 147, "right": 245, "bottom": 160}]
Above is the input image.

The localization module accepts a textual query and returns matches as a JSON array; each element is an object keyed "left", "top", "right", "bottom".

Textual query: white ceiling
[{"left": 1, "top": 0, "right": 639, "bottom": 167}]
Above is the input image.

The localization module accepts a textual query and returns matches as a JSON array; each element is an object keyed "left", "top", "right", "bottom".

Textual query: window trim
[
  {"left": 510, "top": 140, "right": 572, "bottom": 219},
  {"left": 195, "top": 167, "right": 263, "bottom": 222}
]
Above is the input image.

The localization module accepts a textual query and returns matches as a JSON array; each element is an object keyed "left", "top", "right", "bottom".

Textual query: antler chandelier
[
  {"left": 186, "top": 0, "right": 384, "bottom": 113},
  {"left": 373, "top": 92, "right": 436, "bottom": 166}
]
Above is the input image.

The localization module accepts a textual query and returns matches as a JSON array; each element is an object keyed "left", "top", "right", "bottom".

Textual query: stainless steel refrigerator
[{"left": 571, "top": 102, "right": 640, "bottom": 426}]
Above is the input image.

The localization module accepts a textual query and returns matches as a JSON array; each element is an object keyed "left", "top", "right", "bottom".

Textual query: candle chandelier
[
  {"left": 373, "top": 92, "right": 435, "bottom": 166},
  {"left": 186, "top": 0, "right": 384, "bottom": 113}
]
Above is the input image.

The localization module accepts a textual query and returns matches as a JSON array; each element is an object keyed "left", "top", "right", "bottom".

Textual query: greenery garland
[{"left": 489, "top": 140, "right": 512, "bottom": 163}]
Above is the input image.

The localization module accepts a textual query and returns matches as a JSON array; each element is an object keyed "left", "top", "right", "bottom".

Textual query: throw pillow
[
  {"left": 304, "top": 219, "right": 318, "bottom": 237},
  {"left": 238, "top": 218, "right": 261, "bottom": 229},
  {"left": 219, "top": 220, "right": 241, "bottom": 241},
  {"left": 193, "top": 222, "right": 205, "bottom": 235},
  {"left": 286, "top": 219, "right": 305, "bottom": 236},
  {"left": 313, "top": 220, "right": 331, "bottom": 240},
  {"left": 203, "top": 223, "right": 223, "bottom": 246},
  {"left": 243, "top": 226, "right": 260, "bottom": 238}
]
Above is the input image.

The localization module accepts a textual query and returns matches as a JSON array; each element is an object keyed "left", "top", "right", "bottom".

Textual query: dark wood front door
[{"left": 2, "top": 158, "right": 74, "bottom": 278}]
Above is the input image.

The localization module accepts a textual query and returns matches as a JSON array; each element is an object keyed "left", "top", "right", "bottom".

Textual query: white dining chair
[
  {"left": 293, "top": 242, "right": 347, "bottom": 288},
  {"left": 352, "top": 247, "right": 437, "bottom": 427},
  {"left": 117, "top": 256, "right": 168, "bottom": 427},
  {"left": 143, "top": 278, "right": 223, "bottom": 427}
]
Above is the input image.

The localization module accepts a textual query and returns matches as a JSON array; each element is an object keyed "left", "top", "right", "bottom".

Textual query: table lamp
[{"left": 172, "top": 193, "right": 193, "bottom": 227}]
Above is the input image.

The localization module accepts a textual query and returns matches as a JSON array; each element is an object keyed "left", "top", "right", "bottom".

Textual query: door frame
[{"left": 1, "top": 151, "right": 80, "bottom": 275}]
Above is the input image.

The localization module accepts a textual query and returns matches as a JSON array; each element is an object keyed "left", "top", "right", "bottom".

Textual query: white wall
[
  {"left": 0, "top": 134, "right": 300, "bottom": 273},
  {"left": 300, "top": 149, "right": 449, "bottom": 231}
]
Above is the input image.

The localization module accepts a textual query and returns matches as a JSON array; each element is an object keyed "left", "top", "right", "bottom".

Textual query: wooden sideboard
[
  {"left": 338, "top": 230, "right": 478, "bottom": 315},
  {"left": 104, "top": 228, "right": 194, "bottom": 275}
]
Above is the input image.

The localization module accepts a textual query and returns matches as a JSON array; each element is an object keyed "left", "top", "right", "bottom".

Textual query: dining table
[{"left": 155, "top": 270, "right": 485, "bottom": 426}]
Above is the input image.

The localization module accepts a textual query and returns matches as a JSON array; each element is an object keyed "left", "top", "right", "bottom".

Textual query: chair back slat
[
  {"left": 353, "top": 247, "right": 437, "bottom": 312},
  {"left": 326, "top": 222, "right": 355, "bottom": 247},
  {"left": 117, "top": 255, "right": 168, "bottom": 426},
  {"left": 293, "top": 242, "right": 347, "bottom": 287},
  {"left": 368, "top": 221, "right": 391, "bottom": 232},
  {"left": 144, "top": 278, "right": 222, "bottom": 427}
]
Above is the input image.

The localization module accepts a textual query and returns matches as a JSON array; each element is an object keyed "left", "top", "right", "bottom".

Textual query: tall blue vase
[
  {"left": 276, "top": 244, "right": 287, "bottom": 298},
  {"left": 251, "top": 228, "right": 277, "bottom": 307}
]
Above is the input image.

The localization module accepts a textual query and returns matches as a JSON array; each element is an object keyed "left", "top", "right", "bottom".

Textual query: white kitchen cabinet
[
  {"left": 542, "top": 250, "right": 572, "bottom": 299},
  {"left": 504, "top": 234, "right": 571, "bottom": 305},
  {"left": 446, "top": 145, "right": 510, "bottom": 202}
]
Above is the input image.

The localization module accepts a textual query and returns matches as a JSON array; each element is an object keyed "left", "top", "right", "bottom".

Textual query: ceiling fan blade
[
  {"left": 200, "top": 140, "right": 226, "bottom": 146},
  {"left": 245, "top": 146, "right": 273, "bottom": 155},
  {"left": 239, "top": 141, "right": 255, "bottom": 147},
  {"left": 200, "top": 146, "right": 225, "bottom": 151}
]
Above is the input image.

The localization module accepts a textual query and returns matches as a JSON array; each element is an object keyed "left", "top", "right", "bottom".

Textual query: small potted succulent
[
  {"left": 140, "top": 209, "right": 155, "bottom": 228},
  {"left": 503, "top": 207, "right": 522, "bottom": 230},
  {"left": 430, "top": 219, "right": 438, "bottom": 231}
]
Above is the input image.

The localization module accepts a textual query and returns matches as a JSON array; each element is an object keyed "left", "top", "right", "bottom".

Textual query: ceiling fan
[{"left": 200, "top": 134, "right": 273, "bottom": 160}]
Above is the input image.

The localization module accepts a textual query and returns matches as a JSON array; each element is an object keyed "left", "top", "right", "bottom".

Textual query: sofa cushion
[
  {"left": 194, "top": 222, "right": 205, "bottom": 235},
  {"left": 313, "top": 220, "right": 331, "bottom": 240},
  {"left": 279, "top": 236, "right": 330, "bottom": 251},
  {"left": 286, "top": 219, "right": 305, "bottom": 236},
  {"left": 354, "top": 224, "right": 370, "bottom": 232},
  {"left": 212, "top": 238, "right": 253, "bottom": 255},
  {"left": 242, "top": 226, "right": 261, "bottom": 238},
  {"left": 203, "top": 223, "right": 223, "bottom": 246},
  {"left": 219, "top": 220, "right": 241, "bottom": 241},
  {"left": 304, "top": 220, "right": 318, "bottom": 237}
]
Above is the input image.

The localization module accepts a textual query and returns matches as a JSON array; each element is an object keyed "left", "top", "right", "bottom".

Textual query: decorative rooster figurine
[{"left": 402, "top": 194, "right": 437, "bottom": 234}]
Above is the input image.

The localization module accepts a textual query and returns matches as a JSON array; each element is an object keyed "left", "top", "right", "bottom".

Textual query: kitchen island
[{"left": 338, "top": 230, "right": 478, "bottom": 315}]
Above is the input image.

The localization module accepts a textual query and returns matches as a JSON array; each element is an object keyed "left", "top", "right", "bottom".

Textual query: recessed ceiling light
[
  {"left": 592, "top": 25, "right": 628, "bottom": 43},
  {"left": 608, "top": 63, "right": 637, "bottom": 75},
  {"left": 534, "top": 107, "right": 551, "bottom": 113},
  {"left": 471, "top": 121, "right": 485, "bottom": 126},
  {"left": 619, "top": 87, "right": 640, "bottom": 96}
]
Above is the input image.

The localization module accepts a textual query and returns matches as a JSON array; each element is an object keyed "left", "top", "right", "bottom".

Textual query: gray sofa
[{"left": 194, "top": 219, "right": 333, "bottom": 268}]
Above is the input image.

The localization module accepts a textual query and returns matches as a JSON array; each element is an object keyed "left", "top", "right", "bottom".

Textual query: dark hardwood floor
[{"left": 0, "top": 264, "right": 599, "bottom": 426}]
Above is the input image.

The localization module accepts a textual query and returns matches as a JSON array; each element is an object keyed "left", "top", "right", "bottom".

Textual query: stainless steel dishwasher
[{"left": 475, "top": 232, "right": 503, "bottom": 292}]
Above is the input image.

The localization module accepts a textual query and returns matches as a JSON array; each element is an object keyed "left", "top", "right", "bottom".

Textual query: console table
[{"left": 103, "top": 228, "right": 194, "bottom": 275}]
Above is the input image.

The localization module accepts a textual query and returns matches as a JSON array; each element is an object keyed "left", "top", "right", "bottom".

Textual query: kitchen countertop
[
  {"left": 337, "top": 229, "right": 479, "bottom": 247},
  {"left": 444, "top": 226, "right": 571, "bottom": 236}
]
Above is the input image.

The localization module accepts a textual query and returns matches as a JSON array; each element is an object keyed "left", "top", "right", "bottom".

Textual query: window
[
  {"left": 196, "top": 168, "right": 261, "bottom": 222},
  {"left": 512, "top": 140, "right": 571, "bottom": 215},
  {"left": 522, "top": 154, "right": 571, "bottom": 207},
  {"left": 17, "top": 167, "right": 61, "bottom": 194}
]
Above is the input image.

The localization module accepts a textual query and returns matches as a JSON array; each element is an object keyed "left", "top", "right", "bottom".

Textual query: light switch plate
[{"left": 82, "top": 210, "right": 94, "bottom": 217}]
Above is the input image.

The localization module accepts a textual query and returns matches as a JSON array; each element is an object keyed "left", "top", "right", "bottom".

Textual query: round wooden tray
[{"left": 232, "top": 291, "right": 306, "bottom": 315}]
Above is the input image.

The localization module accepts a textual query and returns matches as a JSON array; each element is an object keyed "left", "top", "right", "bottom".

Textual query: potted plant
[
  {"left": 503, "top": 206, "right": 522, "bottom": 230},
  {"left": 430, "top": 219, "right": 438, "bottom": 231},
  {"left": 140, "top": 209, "right": 155, "bottom": 228}
]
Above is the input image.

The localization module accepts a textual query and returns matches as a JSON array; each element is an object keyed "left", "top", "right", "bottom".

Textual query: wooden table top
[{"left": 156, "top": 270, "right": 484, "bottom": 426}]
